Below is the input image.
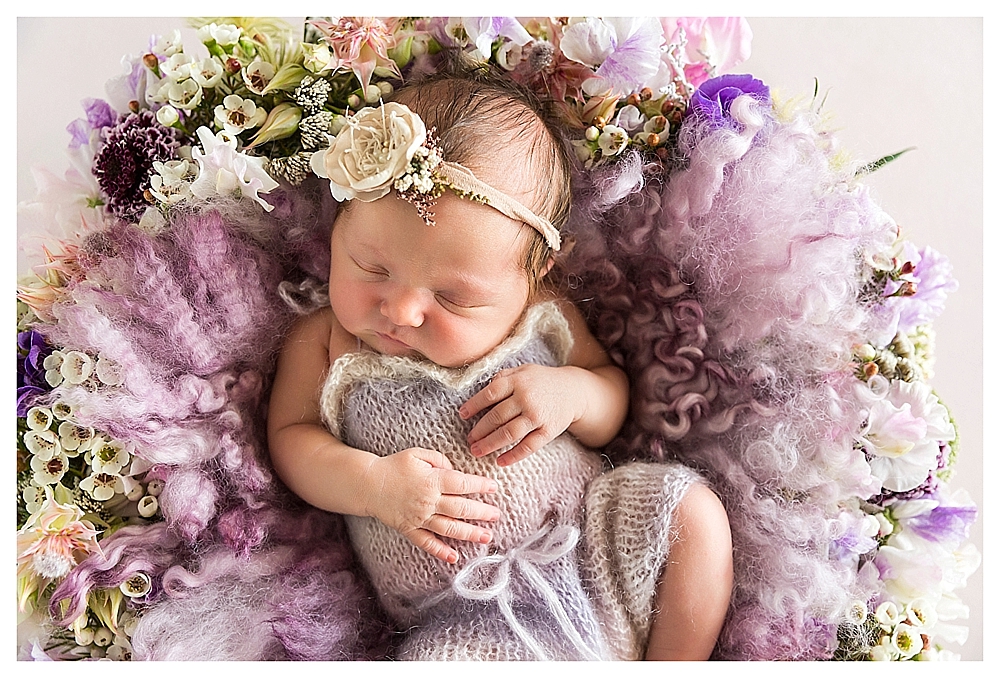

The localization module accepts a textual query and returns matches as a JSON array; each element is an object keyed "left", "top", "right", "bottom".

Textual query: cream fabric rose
[{"left": 311, "top": 102, "right": 426, "bottom": 202}]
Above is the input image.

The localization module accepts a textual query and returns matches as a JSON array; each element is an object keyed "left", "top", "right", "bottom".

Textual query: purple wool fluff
[
  {"left": 562, "top": 93, "right": 891, "bottom": 658},
  {"left": 41, "top": 183, "right": 389, "bottom": 660}
]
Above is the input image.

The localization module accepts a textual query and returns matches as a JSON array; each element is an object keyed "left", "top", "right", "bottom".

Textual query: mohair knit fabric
[{"left": 321, "top": 301, "right": 701, "bottom": 660}]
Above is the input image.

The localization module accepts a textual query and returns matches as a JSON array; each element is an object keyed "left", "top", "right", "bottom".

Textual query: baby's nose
[{"left": 381, "top": 287, "right": 426, "bottom": 328}]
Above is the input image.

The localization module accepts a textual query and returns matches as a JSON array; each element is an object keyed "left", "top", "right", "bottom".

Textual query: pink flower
[
  {"left": 661, "top": 17, "right": 753, "bottom": 87},
  {"left": 310, "top": 17, "right": 401, "bottom": 92},
  {"left": 17, "top": 488, "right": 101, "bottom": 614}
]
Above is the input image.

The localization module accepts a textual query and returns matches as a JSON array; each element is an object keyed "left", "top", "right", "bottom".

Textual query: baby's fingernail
[
  {"left": 447, "top": 551, "right": 458, "bottom": 564},
  {"left": 479, "top": 531, "right": 492, "bottom": 544},
  {"left": 458, "top": 407, "right": 468, "bottom": 419}
]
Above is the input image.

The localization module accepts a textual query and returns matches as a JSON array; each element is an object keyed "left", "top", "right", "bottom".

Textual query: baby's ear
[{"left": 541, "top": 256, "right": 556, "bottom": 277}]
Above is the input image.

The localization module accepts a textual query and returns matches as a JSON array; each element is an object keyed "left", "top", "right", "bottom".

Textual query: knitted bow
[{"left": 449, "top": 523, "right": 603, "bottom": 661}]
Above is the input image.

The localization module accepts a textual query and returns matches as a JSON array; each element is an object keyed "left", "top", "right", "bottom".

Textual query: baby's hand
[
  {"left": 364, "top": 447, "right": 501, "bottom": 564},
  {"left": 459, "top": 364, "right": 584, "bottom": 467}
]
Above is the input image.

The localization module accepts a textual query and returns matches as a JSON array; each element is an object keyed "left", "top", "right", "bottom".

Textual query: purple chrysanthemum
[
  {"left": 93, "top": 110, "right": 182, "bottom": 222},
  {"left": 17, "top": 329, "right": 53, "bottom": 417},
  {"left": 686, "top": 73, "right": 770, "bottom": 126}
]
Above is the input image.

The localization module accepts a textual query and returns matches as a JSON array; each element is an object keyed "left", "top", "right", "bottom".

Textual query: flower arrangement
[{"left": 16, "top": 17, "right": 979, "bottom": 661}]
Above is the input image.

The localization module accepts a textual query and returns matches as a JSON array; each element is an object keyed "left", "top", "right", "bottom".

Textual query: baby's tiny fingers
[
  {"left": 426, "top": 515, "right": 494, "bottom": 545},
  {"left": 469, "top": 415, "right": 536, "bottom": 458},
  {"left": 459, "top": 371, "right": 514, "bottom": 419},
  {"left": 407, "top": 527, "right": 459, "bottom": 563},
  {"left": 467, "top": 399, "right": 520, "bottom": 446},
  {"left": 437, "top": 496, "right": 501, "bottom": 522},
  {"left": 440, "top": 469, "right": 498, "bottom": 496},
  {"left": 496, "top": 430, "right": 550, "bottom": 467}
]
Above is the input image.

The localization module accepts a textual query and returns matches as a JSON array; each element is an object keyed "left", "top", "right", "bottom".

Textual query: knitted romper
[{"left": 320, "top": 301, "right": 702, "bottom": 660}]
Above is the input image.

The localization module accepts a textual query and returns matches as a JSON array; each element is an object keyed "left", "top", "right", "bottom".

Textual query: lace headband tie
[{"left": 310, "top": 101, "right": 561, "bottom": 251}]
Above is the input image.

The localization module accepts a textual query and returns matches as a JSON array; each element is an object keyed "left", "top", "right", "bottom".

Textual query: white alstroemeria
[
  {"left": 30, "top": 450, "right": 70, "bottom": 486},
  {"left": 190, "top": 127, "right": 279, "bottom": 211},
  {"left": 903, "top": 598, "right": 938, "bottom": 628},
  {"left": 148, "top": 159, "right": 194, "bottom": 206},
  {"left": 158, "top": 78, "right": 203, "bottom": 111},
  {"left": 860, "top": 380, "right": 955, "bottom": 493},
  {"left": 156, "top": 104, "right": 179, "bottom": 127},
  {"left": 154, "top": 29, "right": 184, "bottom": 57},
  {"left": 890, "top": 622, "right": 922, "bottom": 659},
  {"left": 60, "top": 350, "right": 94, "bottom": 385},
  {"left": 869, "top": 637, "right": 898, "bottom": 661},
  {"left": 80, "top": 472, "right": 125, "bottom": 501},
  {"left": 198, "top": 22, "right": 241, "bottom": 47},
  {"left": 615, "top": 104, "right": 645, "bottom": 133},
  {"left": 598, "top": 125, "right": 629, "bottom": 156},
  {"left": 242, "top": 58, "right": 276, "bottom": 95},
  {"left": 215, "top": 94, "right": 267, "bottom": 136},
  {"left": 192, "top": 57, "right": 224, "bottom": 88},
  {"left": 874, "top": 601, "right": 902, "bottom": 628},
  {"left": 51, "top": 400, "right": 74, "bottom": 421},
  {"left": 43, "top": 351, "right": 65, "bottom": 387},
  {"left": 57, "top": 420, "right": 94, "bottom": 454},
  {"left": 160, "top": 52, "right": 196, "bottom": 81},
  {"left": 23, "top": 429, "right": 61, "bottom": 461},
  {"left": 88, "top": 436, "right": 130, "bottom": 475},
  {"left": 496, "top": 41, "right": 523, "bottom": 70},
  {"left": 94, "top": 354, "right": 125, "bottom": 386},
  {"left": 25, "top": 406, "right": 53, "bottom": 431},
  {"left": 137, "top": 495, "right": 159, "bottom": 518},
  {"left": 22, "top": 484, "right": 47, "bottom": 514}
]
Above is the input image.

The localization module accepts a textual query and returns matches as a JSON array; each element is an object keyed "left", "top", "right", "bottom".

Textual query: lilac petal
[
  {"left": 17, "top": 385, "right": 45, "bottom": 417},
  {"left": 907, "top": 504, "right": 977, "bottom": 544},
  {"left": 84, "top": 98, "right": 116, "bottom": 130}
]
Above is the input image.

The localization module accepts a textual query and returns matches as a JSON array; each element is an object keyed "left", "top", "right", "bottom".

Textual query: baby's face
[{"left": 329, "top": 192, "right": 534, "bottom": 367}]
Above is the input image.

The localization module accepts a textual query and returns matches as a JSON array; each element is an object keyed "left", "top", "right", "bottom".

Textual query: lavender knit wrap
[{"left": 321, "top": 302, "right": 700, "bottom": 660}]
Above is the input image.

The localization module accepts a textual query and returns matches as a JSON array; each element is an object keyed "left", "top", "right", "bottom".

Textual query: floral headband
[{"left": 309, "top": 101, "right": 561, "bottom": 251}]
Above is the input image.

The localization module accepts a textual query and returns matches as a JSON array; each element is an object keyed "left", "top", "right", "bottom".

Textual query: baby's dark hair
[{"left": 389, "top": 67, "right": 574, "bottom": 292}]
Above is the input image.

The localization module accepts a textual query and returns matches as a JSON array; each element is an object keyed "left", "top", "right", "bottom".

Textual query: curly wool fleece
[{"left": 47, "top": 94, "right": 897, "bottom": 660}]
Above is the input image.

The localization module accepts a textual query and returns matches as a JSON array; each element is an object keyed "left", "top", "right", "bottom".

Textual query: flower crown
[{"left": 309, "top": 101, "right": 562, "bottom": 251}]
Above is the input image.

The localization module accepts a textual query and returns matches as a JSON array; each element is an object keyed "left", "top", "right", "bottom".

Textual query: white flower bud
[
  {"left": 585, "top": 126, "right": 600, "bottom": 142},
  {"left": 74, "top": 626, "right": 95, "bottom": 646},
  {"left": 377, "top": 81, "right": 394, "bottom": 97},
  {"left": 126, "top": 482, "right": 145, "bottom": 502},
  {"left": 92, "top": 627, "right": 114, "bottom": 647},
  {"left": 146, "top": 478, "right": 165, "bottom": 496},
  {"left": 156, "top": 104, "right": 180, "bottom": 127},
  {"left": 875, "top": 601, "right": 901, "bottom": 627},
  {"left": 364, "top": 84, "right": 382, "bottom": 103},
  {"left": 347, "top": 94, "right": 362, "bottom": 109},
  {"left": 876, "top": 512, "right": 894, "bottom": 537},
  {"left": 138, "top": 495, "right": 159, "bottom": 518}
]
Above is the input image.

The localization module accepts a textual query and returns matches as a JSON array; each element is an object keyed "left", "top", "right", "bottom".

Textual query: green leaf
[{"left": 855, "top": 147, "right": 917, "bottom": 176}]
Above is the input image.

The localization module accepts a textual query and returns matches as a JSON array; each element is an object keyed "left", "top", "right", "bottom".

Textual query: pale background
[{"left": 16, "top": 16, "right": 985, "bottom": 661}]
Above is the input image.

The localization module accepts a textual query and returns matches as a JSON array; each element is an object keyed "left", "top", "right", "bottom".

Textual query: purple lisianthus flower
[
  {"left": 687, "top": 73, "right": 770, "bottom": 126},
  {"left": 66, "top": 98, "right": 116, "bottom": 149},
  {"left": 17, "top": 329, "right": 53, "bottom": 417}
]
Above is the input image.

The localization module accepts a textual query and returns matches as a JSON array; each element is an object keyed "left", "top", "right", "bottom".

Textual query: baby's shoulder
[{"left": 286, "top": 307, "right": 357, "bottom": 365}]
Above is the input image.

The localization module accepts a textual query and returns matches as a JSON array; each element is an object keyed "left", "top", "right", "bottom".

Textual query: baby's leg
[{"left": 643, "top": 483, "right": 733, "bottom": 660}]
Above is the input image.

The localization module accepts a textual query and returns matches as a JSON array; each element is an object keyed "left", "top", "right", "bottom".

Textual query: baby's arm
[
  {"left": 267, "top": 309, "right": 500, "bottom": 564},
  {"left": 461, "top": 299, "right": 628, "bottom": 466}
]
